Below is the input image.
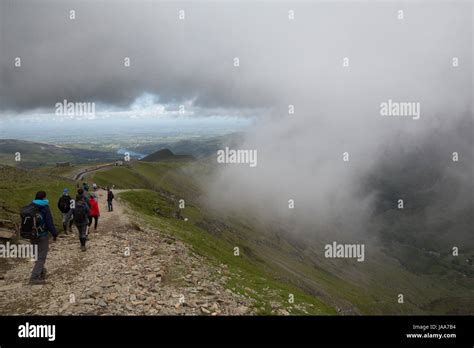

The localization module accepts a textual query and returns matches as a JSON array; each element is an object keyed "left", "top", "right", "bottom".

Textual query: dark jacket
[
  {"left": 57, "top": 194, "right": 72, "bottom": 213},
  {"left": 107, "top": 191, "right": 114, "bottom": 202},
  {"left": 72, "top": 199, "right": 90, "bottom": 226},
  {"left": 32, "top": 199, "right": 58, "bottom": 238}
]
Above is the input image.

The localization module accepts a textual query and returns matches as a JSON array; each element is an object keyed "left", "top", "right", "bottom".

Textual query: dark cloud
[
  {"left": 2, "top": 1, "right": 469, "bottom": 114},
  {"left": 0, "top": 1, "right": 288, "bottom": 111}
]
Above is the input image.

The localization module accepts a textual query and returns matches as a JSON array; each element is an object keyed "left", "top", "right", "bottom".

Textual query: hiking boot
[
  {"left": 29, "top": 279, "right": 47, "bottom": 285},
  {"left": 39, "top": 269, "right": 47, "bottom": 280},
  {"left": 81, "top": 245, "right": 86, "bottom": 252}
]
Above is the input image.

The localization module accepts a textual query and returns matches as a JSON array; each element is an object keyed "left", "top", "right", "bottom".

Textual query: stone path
[{"left": 0, "top": 189, "right": 253, "bottom": 315}]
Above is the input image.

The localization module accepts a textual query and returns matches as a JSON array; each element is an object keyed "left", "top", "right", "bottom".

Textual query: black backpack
[
  {"left": 73, "top": 201, "right": 87, "bottom": 224},
  {"left": 58, "top": 195, "right": 71, "bottom": 213},
  {"left": 20, "top": 204, "right": 45, "bottom": 239}
]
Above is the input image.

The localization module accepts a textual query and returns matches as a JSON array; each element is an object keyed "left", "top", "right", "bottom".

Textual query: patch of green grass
[{"left": 91, "top": 166, "right": 151, "bottom": 189}]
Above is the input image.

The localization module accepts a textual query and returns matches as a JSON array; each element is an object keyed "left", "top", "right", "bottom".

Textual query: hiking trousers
[
  {"left": 107, "top": 200, "right": 113, "bottom": 211},
  {"left": 30, "top": 236, "right": 48, "bottom": 281},
  {"left": 61, "top": 211, "right": 73, "bottom": 232},
  {"left": 76, "top": 224, "right": 88, "bottom": 246},
  {"left": 88, "top": 215, "right": 99, "bottom": 230}
]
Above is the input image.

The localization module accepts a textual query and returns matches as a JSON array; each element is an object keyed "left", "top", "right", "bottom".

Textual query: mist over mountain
[{"left": 199, "top": 3, "right": 472, "bottom": 256}]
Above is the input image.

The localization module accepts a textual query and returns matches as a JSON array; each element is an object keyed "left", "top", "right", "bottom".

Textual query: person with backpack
[
  {"left": 20, "top": 191, "right": 58, "bottom": 285},
  {"left": 72, "top": 194, "right": 90, "bottom": 251},
  {"left": 77, "top": 188, "right": 90, "bottom": 207},
  {"left": 88, "top": 193, "right": 100, "bottom": 231},
  {"left": 106, "top": 188, "right": 115, "bottom": 212},
  {"left": 57, "top": 188, "right": 73, "bottom": 234},
  {"left": 92, "top": 183, "right": 98, "bottom": 191},
  {"left": 82, "top": 182, "right": 89, "bottom": 192}
]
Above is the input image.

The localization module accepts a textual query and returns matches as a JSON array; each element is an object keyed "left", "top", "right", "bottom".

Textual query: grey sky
[{"left": 0, "top": 1, "right": 470, "bottom": 115}]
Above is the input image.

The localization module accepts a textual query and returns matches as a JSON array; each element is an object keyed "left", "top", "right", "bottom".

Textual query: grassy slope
[
  {"left": 120, "top": 190, "right": 336, "bottom": 315},
  {"left": 0, "top": 166, "right": 75, "bottom": 236},
  {"left": 92, "top": 164, "right": 336, "bottom": 314},
  {"left": 90, "top": 161, "right": 473, "bottom": 315}
]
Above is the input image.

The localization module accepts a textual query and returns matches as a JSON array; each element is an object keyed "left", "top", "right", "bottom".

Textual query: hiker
[
  {"left": 83, "top": 182, "right": 89, "bottom": 192},
  {"left": 77, "top": 188, "right": 90, "bottom": 207},
  {"left": 88, "top": 193, "right": 100, "bottom": 231},
  {"left": 73, "top": 194, "right": 90, "bottom": 251},
  {"left": 57, "top": 188, "right": 73, "bottom": 234},
  {"left": 107, "top": 187, "right": 115, "bottom": 212},
  {"left": 92, "top": 183, "right": 98, "bottom": 191},
  {"left": 20, "top": 191, "right": 58, "bottom": 285}
]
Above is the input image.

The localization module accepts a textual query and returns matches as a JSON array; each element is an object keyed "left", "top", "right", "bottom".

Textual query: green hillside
[
  {"left": 119, "top": 189, "right": 337, "bottom": 315},
  {"left": 89, "top": 161, "right": 474, "bottom": 315}
]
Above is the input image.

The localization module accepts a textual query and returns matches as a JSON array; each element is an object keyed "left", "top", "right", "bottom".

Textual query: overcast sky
[{"left": 0, "top": 1, "right": 470, "bottom": 116}]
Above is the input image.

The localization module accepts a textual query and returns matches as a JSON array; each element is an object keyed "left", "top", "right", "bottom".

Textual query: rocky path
[{"left": 0, "top": 189, "right": 253, "bottom": 315}]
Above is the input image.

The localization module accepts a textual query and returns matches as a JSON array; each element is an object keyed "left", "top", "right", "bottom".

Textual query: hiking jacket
[
  {"left": 89, "top": 198, "right": 100, "bottom": 217},
  {"left": 107, "top": 191, "right": 114, "bottom": 202},
  {"left": 57, "top": 194, "right": 72, "bottom": 213},
  {"left": 32, "top": 199, "right": 58, "bottom": 238},
  {"left": 72, "top": 200, "right": 90, "bottom": 226}
]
